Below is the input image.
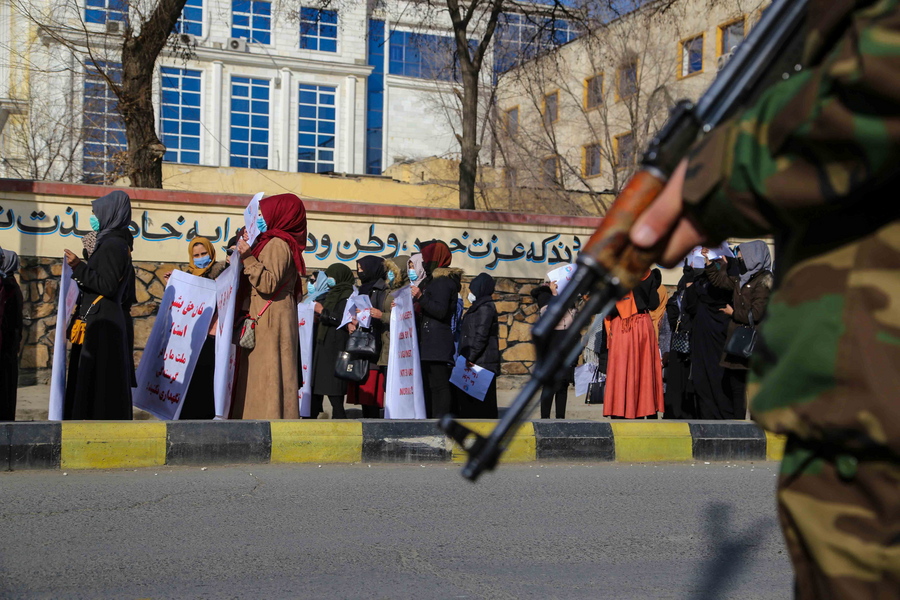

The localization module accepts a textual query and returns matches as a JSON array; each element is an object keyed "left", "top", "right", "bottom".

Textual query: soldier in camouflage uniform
[{"left": 629, "top": 0, "right": 900, "bottom": 597}]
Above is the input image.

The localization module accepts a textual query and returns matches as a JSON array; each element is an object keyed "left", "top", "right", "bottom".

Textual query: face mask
[
  {"left": 194, "top": 255, "right": 211, "bottom": 268},
  {"left": 408, "top": 269, "right": 418, "bottom": 282},
  {"left": 467, "top": 292, "right": 476, "bottom": 303},
  {"left": 89, "top": 215, "right": 100, "bottom": 231},
  {"left": 386, "top": 271, "right": 395, "bottom": 285},
  {"left": 256, "top": 215, "right": 268, "bottom": 233}
]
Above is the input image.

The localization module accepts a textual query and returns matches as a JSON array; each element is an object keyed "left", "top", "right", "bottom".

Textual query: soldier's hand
[{"left": 629, "top": 160, "right": 707, "bottom": 267}]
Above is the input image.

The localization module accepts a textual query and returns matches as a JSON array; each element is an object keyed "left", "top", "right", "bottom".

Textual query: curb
[{"left": 0, "top": 420, "right": 785, "bottom": 471}]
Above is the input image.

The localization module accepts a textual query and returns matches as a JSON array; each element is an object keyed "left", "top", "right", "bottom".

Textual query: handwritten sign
[
  {"left": 132, "top": 270, "right": 217, "bottom": 420},
  {"left": 449, "top": 355, "right": 495, "bottom": 402},
  {"left": 243, "top": 192, "right": 264, "bottom": 246},
  {"left": 547, "top": 263, "right": 576, "bottom": 294},
  {"left": 48, "top": 261, "right": 79, "bottom": 420},
  {"left": 384, "top": 286, "right": 426, "bottom": 419},
  {"left": 338, "top": 287, "right": 359, "bottom": 329},
  {"left": 297, "top": 302, "right": 315, "bottom": 417},
  {"left": 352, "top": 294, "right": 373, "bottom": 328},
  {"left": 574, "top": 363, "right": 598, "bottom": 398},
  {"left": 213, "top": 256, "right": 241, "bottom": 419}
]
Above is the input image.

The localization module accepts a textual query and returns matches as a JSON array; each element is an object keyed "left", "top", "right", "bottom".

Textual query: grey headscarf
[
  {"left": 0, "top": 248, "right": 19, "bottom": 278},
  {"left": 408, "top": 253, "right": 425, "bottom": 283},
  {"left": 92, "top": 190, "right": 132, "bottom": 244},
  {"left": 739, "top": 240, "right": 772, "bottom": 287}
]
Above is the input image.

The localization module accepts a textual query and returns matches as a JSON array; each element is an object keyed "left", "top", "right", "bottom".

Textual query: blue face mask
[
  {"left": 256, "top": 215, "right": 268, "bottom": 233},
  {"left": 387, "top": 271, "right": 395, "bottom": 285},
  {"left": 194, "top": 255, "right": 212, "bottom": 268},
  {"left": 408, "top": 269, "right": 418, "bottom": 282},
  {"left": 89, "top": 215, "right": 100, "bottom": 231}
]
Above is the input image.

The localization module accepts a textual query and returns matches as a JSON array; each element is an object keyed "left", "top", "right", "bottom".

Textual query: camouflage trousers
[{"left": 778, "top": 436, "right": 900, "bottom": 599}]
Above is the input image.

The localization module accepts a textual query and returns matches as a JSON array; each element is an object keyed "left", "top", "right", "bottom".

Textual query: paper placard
[
  {"left": 48, "top": 260, "right": 79, "bottom": 420},
  {"left": 132, "top": 270, "right": 217, "bottom": 420},
  {"left": 213, "top": 256, "right": 241, "bottom": 419},
  {"left": 547, "top": 263, "right": 576, "bottom": 294},
  {"left": 449, "top": 355, "right": 495, "bottom": 402},
  {"left": 297, "top": 301, "right": 315, "bottom": 418},
  {"left": 384, "top": 286, "right": 426, "bottom": 419},
  {"left": 243, "top": 192, "right": 264, "bottom": 246},
  {"left": 574, "top": 363, "right": 598, "bottom": 398}
]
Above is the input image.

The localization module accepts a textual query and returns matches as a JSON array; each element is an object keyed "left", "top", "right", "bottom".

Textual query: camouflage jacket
[{"left": 682, "top": 0, "right": 900, "bottom": 456}]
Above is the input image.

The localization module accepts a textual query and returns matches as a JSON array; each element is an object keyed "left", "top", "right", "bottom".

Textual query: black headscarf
[
  {"left": 531, "top": 284, "right": 553, "bottom": 309},
  {"left": 469, "top": 273, "right": 495, "bottom": 299},
  {"left": 92, "top": 190, "right": 132, "bottom": 246},
  {"left": 319, "top": 263, "right": 354, "bottom": 313},
  {"left": 357, "top": 256, "right": 386, "bottom": 297}
]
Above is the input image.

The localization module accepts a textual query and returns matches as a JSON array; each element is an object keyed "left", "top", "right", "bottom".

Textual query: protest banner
[
  {"left": 133, "top": 270, "right": 217, "bottom": 420},
  {"left": 213, "top": 256, "right": 241, "bottom": 419},
  {"left": 547, "top": 263, "right": 576, "bottom": 294},
  {"left": 384, "top": 286, "right": 426, "bottom": 419},
  {"left": 297, "top": 301, "right": 315, "bottom": 417},
  {"left": 48, "top": 260, "right": 79, "bottom": 420},
  {"left": 243, "top": 192, "right": 264, "bottom": 246},
  {"left": 449, "top": 355, "right": 495, "bottom": 402}
]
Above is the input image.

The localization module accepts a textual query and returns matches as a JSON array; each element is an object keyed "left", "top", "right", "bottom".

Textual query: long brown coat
[{"left": 232, "top": 238, "right": 299, "bottom": 419}]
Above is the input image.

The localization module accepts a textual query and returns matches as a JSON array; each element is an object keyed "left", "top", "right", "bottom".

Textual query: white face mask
[{"left": 467, "top": 292, "right": 476, "bottom": 303}]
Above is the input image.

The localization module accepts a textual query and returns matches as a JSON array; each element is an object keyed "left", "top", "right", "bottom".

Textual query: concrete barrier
[{"left": 0, "top": 420, "right": 786, "bottom": 470}]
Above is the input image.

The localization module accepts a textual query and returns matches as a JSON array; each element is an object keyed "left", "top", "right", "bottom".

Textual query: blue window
[
  {"left": 175, "top": 0, "right": 203, "bottom": 36},
  {"left": 161, "top": 67, "right": 202, "bottom": 165},
  {"left": 365, "top": 20, "right": 385, "bottom": 175},
  {"left": 297, "top": 84, "right": 337, "bottom": 174},
  {"left": 230, "top": 77, "right": 269, "bottom": 169},
  {"left": 494, "top": 13, "right": 579, "bottom": 77},
  {"left": 389, "top": 30, "right": 466, "bottom": 81},
  {"left": 82, "top": 61, "right": 126, "bottom": 184},
  {"left": 300, "top": 8, "right": 338, "bottom": 52},
  {"left": 232, "top": 0, "right": 271, "bottom": 44},
  {"left": 682, "top": 35, "right": 703, "bottom": 76},
  {"left": 85, "top": 0, "right": 127, "bottom": 25}
]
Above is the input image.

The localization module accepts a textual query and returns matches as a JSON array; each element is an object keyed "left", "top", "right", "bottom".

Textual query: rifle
[{"left": 441, "top": 0, "right": 808, "bottom": 482}]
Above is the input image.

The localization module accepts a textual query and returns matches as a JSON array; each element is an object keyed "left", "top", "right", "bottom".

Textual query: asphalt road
[{"left": 0, "top": 462, "right": 791, "bottom": 599}]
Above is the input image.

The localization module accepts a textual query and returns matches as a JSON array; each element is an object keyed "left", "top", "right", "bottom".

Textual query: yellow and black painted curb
[{"left": 0, "top": 420, "right": 785, "bottom": 471}]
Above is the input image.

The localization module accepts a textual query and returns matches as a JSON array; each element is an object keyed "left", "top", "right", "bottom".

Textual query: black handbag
[
  {"left": 671, "top": 315, "right": 690, "bottom": 354},
  {"left": 724, "top": 312, "right": 758, "bottom": 358},
  {"left": 334, "top": 351, "right": 370, "bottom": 382},
  {"left": 346, "top": 327, "right": 378, "bottom": 360}
]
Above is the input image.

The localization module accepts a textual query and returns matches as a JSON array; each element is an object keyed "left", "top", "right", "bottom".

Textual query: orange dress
[{"left": 603, "top": 272, "right": 664, "bottom": 418}]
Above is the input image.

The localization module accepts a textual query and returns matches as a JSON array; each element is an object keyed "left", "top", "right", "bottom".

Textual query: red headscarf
[
  {"left": 251, "top": 193, "right": 307, "bottom": 295},
  {"left": 420, "top": 240, "right": 452, "bottom": 275}
]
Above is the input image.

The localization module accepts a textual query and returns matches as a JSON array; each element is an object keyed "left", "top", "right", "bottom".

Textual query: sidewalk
[
  {"left": 14, "top": 384, "right": 610, "bottom": 422},
  {"left": 5, "top": 385, "right": 784, "bottom": 472}
]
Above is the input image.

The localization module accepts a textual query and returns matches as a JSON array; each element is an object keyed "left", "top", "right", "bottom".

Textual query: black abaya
[{"left": 685, "top": 273, "right": 731, "bottom": 420}]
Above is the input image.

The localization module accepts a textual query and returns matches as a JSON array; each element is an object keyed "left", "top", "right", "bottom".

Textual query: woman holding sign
[
  {"left": 63, "top": 190, "right": 136, "bottom": 420},
  {"left": 347, "top": 256, "right": 390, "bottom": 418},
  {"left": 311, "top": 263, "right": 355, "bottom": 419},
  {"left": 232, "top": 194, "right": 306, "bottom": 420},
  {"left": 456, "top": 273, "right": 499, "bottom": 419}
]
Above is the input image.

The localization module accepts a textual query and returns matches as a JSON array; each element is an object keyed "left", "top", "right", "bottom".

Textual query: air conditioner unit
[
  {"left": 226, "top": 37, "right": 247, "bottom": 52},
  {"left": 106, "top": 20, "right": 121, "bottom": 34},
  {"left": 178, "top": 33, "right": 197, "bottom": 46}
]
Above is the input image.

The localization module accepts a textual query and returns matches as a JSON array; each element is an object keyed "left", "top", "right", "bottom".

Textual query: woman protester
[
  {"left": 603, "top": 268, "right": 664, "bottom": 419},
  {"left": 63, "top": 190, "right": 136, "bottom": 420},
  {"left": 456, "top": 273, "right": 500, "bottom": 419},
  {"left": 311, "top": 263, "right": 355, "bottom": 419},
  {"left": 706, "top": 240, "right": 773, "bottom": 420},
  {"left": 663, "top": 268, "right": 697, "bottom": 419},
  {"left": 179, "top": 237, "right": 227, "bottom": 420},
  {"left": 0, "top": 249, "right": 23, "bottom": 421},
  {"left": 347, "top": 256, "right": 390, "bottom": 418},
  {"left": 410, "top": 241, "right": 462, "bottom": 419},
  {"left": 685, "top": 250, "right": 734, "bottom": 419},
  {"left": 232, "top": 193, "right": 306, "bottom": 420},
  {"left": 536, "top": 277, "right": 577, "bottom": 419}
]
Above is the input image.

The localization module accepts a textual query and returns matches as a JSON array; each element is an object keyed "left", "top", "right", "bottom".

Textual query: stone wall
[{"left": 17, "top": 257, "right": 544, "bottom": 385}]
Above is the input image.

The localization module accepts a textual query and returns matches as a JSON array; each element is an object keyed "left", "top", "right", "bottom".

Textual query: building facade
[{"left": 492, "top": 0, "right": 768, "bottom": 195}]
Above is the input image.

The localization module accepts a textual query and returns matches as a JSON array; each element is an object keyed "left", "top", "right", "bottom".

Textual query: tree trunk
[
  {"left": 120, "top": 40, "right": 165, "bottom": 188},
  {"left": 458, "top": 67, "right": 480, "bottom": 210}
]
